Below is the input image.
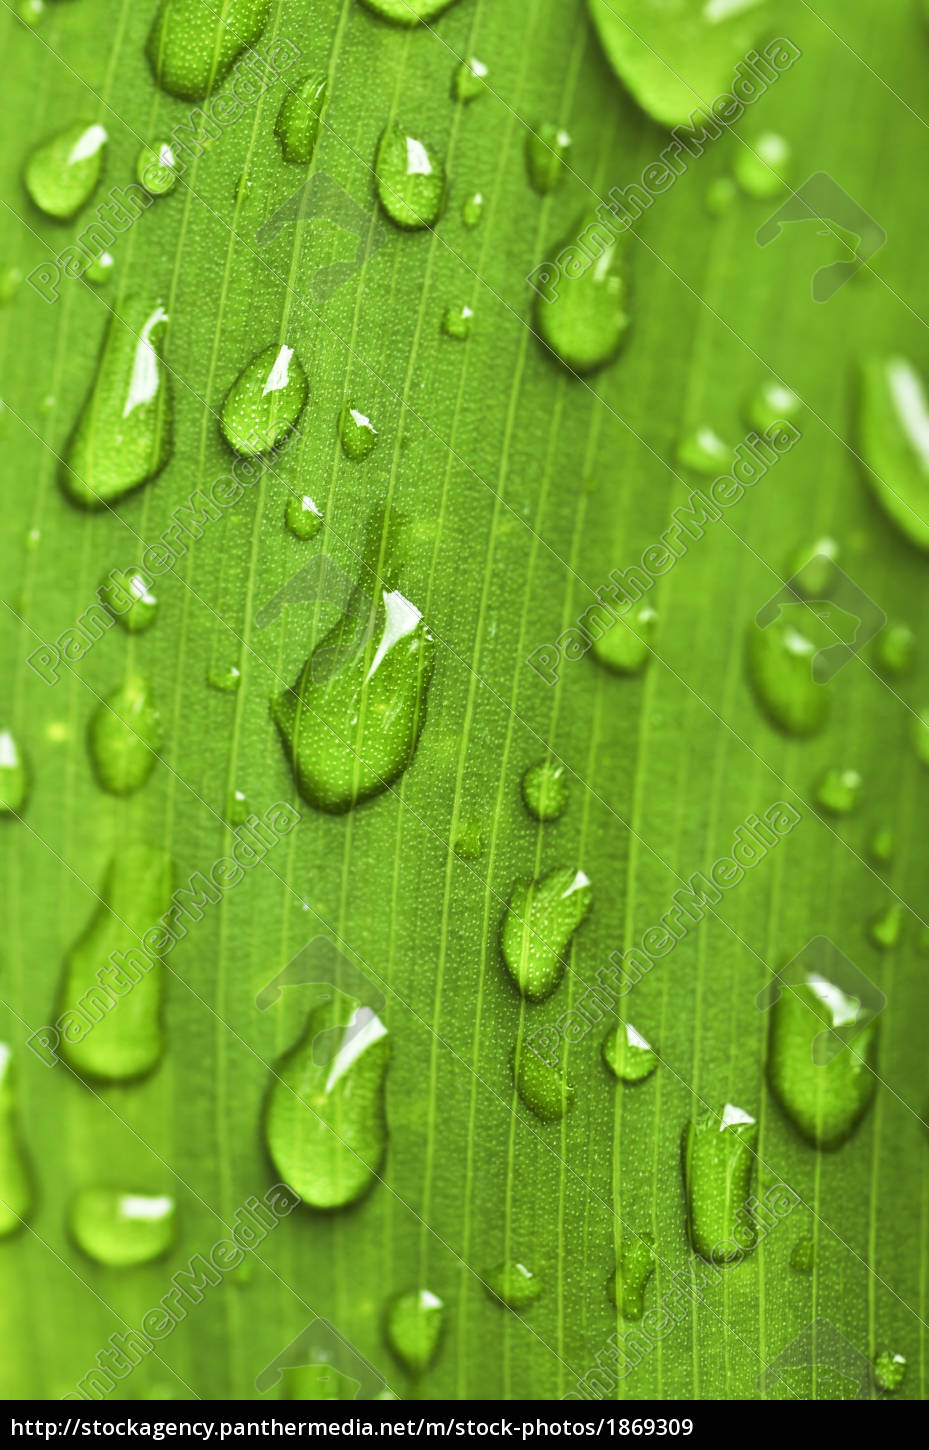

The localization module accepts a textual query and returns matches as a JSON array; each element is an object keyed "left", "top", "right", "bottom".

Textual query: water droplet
[
  {"left": 146, "top": 0, "right": 270, "bottom": 101},
  {"left": 0, "top": 1046, "right": 32, "bottom": 1238},
  {"left": 453, "top": 816, "right": 483, "bottom": 860},
  {"left": 705, "top": 175, "right": 737, "bottom": 217},
  {"left": 286, "top": 494, "right": 323, "bottom": 540},
  {"left": 734, "top": 132, "right": 791, "bottom": 199},
  {"left": 873, "top": 1351, "right": 907, "bottom": 1393},
  {"left": 24, "top": 121, "right": 107, "bottom": 219},
  {"left": 16, "top": 0, "right": 44, "bottom": 28},
  {"left": 59, "top": 845, "right": 174, "bottom": 1080},
  {"left": 220, "top": 343, "right": 307, "bottom": 458},
  {"left": 462, "top": 191, "right": 484, "bottom": 228},
  {"left": 784, "top": 535, "right": 839, "bottom": 599},
  {"left": 514, "top": 1041, "right": 574, "bottom": 1122},
  {"left": 100, "top": 570, "right": 158, "bottom": 633},
  {"left": 227, "top": 788, "right": 249, "bottom": 825},
  {"left": 767, "top": 974, "right": 877, "bottom": 1148},
  {"left": 375, "top": 125, "right": 445, "bottom": 229},
  {"left": 273, "top": 588, "right": 434, "bottom": 813},
  {"left": 69, "top": 1189, "right": 176, "bottom": 1267},
  {"left": 589, "top": 0, "right": 770, "bottom": 127},
  {"left": 88, "top": 674, "right": 163, "bottom": 796},
  {"left": 676, "top": 424, "right": 731, "bottom": 475},
  {"left": 860, "top": 356, "right": 929, "bottom": 550},
  {"left": 790, "top": 1235, "right": 815, "bottom": 1273},
  {"left": 339, "top": 401, "right": 378, "bottom": 460},
  {"left": 207, "top": 664, "right": 242, "bottom": 693},
  {"left": 521, "top": 760, "right": 568, "bottom": 822},
  {"left": 876, "top": 621, "right": 914, "bottom": 677},
  {"left": 501, "top": 867, "right": 591, "bottom": 1001},
  {"left": 275, "top": 75, "right": 327, "bottom": 165},
  {"left": 60, "top": 297, "right": 172, "bottom": 508},
  {"left": 814, "top": 767, "right": 861, "bottom": 816},
  {"left": 453, "top": 56, "right": 488, "bottom": 103},
  {"left": 136, "top": 141, "right": 178, "bottom": 197},
  {"left": 869, "top": 900, "right": 903, "bottom": 950},
  {"left": 683, "top": 1105, "right": 757, "bottom": 1261},
  {"left": 85, "top": 251, "right": 115, "bottom": 286},
  {"left": 487, "top": 1260, "right": 541, "bottom": 1309},
  {"left": 441, "top": 302, "right": 473, "bottom": 340},
  {"left": 0, "top": 266, "right": 23, "bottom": 305},
  {"left": 602, "top": 1023, "right": 658, "bottom": 1084},
  {"left": 608, "top": 1232, "right": 655, "bottom": 1318},
  {"left": 360, "top": 0, "right": 461, "bottom": 21},
  {"left": 526, "top": 124, "right": 571, "bottom": 195},
  {"left": 747, "top": 377, "right": 802, "bottom": 434},
  {"left": 868, "top": 827, "right": 895, "bottom": 865},
  {"left": 534, "top": 215, "right": 630, "bottom": 374},
  {"left": 385, "top": 1289, "right": 444, "bottom": 1374},
  {"left": 264, "top": 995, "right": 390, "bottom": 1208},
  {"left": 0, "top": 730, "right": 29, "bottom": 815},
  {"left": 592, "top": 605, "right": 656, "bottom": 676},
  {"left": 746, "top": 611, "right": 830, "bottom": 737}
]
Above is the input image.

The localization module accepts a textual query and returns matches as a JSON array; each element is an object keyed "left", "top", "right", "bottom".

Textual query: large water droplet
[
  {"left": 69, "top": 1189, "right": 176, "bottom": 1267},
  {"left": 682, "top": 1104, "right": 757, "bottom": 1262},
  {"left": 534, "top": 216, "right": 630, "bottom": 374},
  {"left": 146, "top": 0, "right": 270, "bottom": 101},
  {"left": 264, "top": 995, "right": 390, "bottom": 1209},
  {"left": 275, "top": 75, "right": 327, "bottom": 165},
  {"left": 59, "top": 845, "right": 174, "bottom": 1080},
  {"left": 746, "top": 610, "right": 830, "bottom": 736},
  {"left": 24, "top": 121, "right": 107, "bottom": 219},
  {"left": 521, "top": 759, "right": 568, "bottom": 822},
  {"left": 385, "top": 1290, "right": 444, "bottom": 1374},
  {"left": 88, "top": 674, "right": 163, "bottom": 796},
  {"left": 220, "top": 343, "right": 307, "bottom": 459},
  {"left": 272, "top": 587, "right": 434, "bottom": 814},
  {"left": 501, "top": 867, "right": 591, "bottom": 1001},
  {"left": 60, "top": 297, "right": 172, "bottom": 509},
  {"left": 525, "top": 124, "right": 572, "bottom": 195},
  {"left": 514, "top": 1041, "right": 574, "bottom": 1122},
  {"left": 767, "top": 974, "right": 877, "bottom": 1148},
  {"left": 375, "top": 125, "right": 445, "bottom": 229},
  {"left": 100, "top": 570, "right": 158, "bottom": 633},
  {"left": 602, "top": 1022, "right": 657, "bottom": 1084},
  {"left": 0, "top": 730, "right": 29, "bottom": 815},
  {"left": 608, "top": 1232, "right": 655, "bottom": 1319},
  {"left": 860, "top": 356, "right": 929, "bottom": 550},
  {"left": 487, "top": 1261, "right": 541, "bottom": 1309},
  {"left": 592, "top": 605, "right": 656, "bottom": 676},
  {"left": 0, "top": 1046, "right": 33, "bottom": 1238},
  {"left": 286, "top": 494, "right": 323, "bottom": 540},
  {"left": 359, "top": 0, "right": 461, "bottom": 24}
]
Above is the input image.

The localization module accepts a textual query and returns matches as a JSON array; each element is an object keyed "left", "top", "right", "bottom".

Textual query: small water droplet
[
  {"left": 100, "top": 570, "right": 158, "bottom": 633},
  {"left": 88, "top": 674, "right": 163, "bottom": 796},
  {"left": 385, "top": 1289, "right": 444, "bottom": 1374},
  {"left": 453, "top": 56, "right": 488, "bottom": 103},
  {"left": 767, "top": 973, "right": 877, "bottom": 1148},
  {"left": 514, "top": 1040, "right": 573, "bottom": 1122},
  {"left": 784, "top": 535, "right": 839, "bottom": 599},
  {"left": 136, "top": 141, "right": 179, "bottom": 197},
  {"left": 876, "top": 621, "right": 914, "bottom": 677},
  {"left": 501, "top": 866, "right": 591, "bottom": 1001},
  {"left": 453, "top": 816, "right": 484, "bottom": 860},
  {"left": 746, "top": 610, "right": 830, "bottom": 737},
  {"left": 207, "top": 664, "right": 242, "bottom": 693},
  {"left": 286, "top": 494, "right": 323, "bottom": 540},
  {"left": 814, "top": 767, "right": 861, "bottom": 816},
  {"left": 146, "top": 0, "right": 270, "bottom": 101},
  {"left": 683, "top": 1105, "right": 757, "bottom": 1261},
  {"left": 462, "top": 191, "right": 484, "bottom": 228},
  {"left": 521, "top": 760, "right": 568, "bottom": 822},
  {"left": 734, "top": 132, "right": 791, "bottom": 199},
  {"left": 0, "top": 266, "right": 23, "bottom": 305},
  {"left": 441, "top": 302, "right": 474, "bottom": 340},
  {"left": 227, "top": 788, "right": 249, "bottom": 825},
  {"left": 69, "top": 1189, "right": 176, "bottom": 1267},
  {"left": 526, "top": 124, "right": 571, "bottom": 195},
  {"left": 60, "top": 296, "right": 172, "bottom": 508},
  {"left": 85, "top": 250, "right": 115, "bottom": 286},
  {"left": 608, "top": 1232, "right": 655, "bottom": 1318},
  {"left": 676, "top": 424, "right": 731, "bottom": 475},
  {"left": 221, "top": 343, "right": 307, "bottom": 459},
  {"left": 869, "top": 900, "right": 903, "bottom": 950},
  {"left": 790, "top": 1235, "right": 815, "bottom": 1273},
  {"left": 868, "top": 827, "right": 895, "bottom": 865},
  {"left": 275, "top": 75, "right": 327, "bottom": 165},
  {"left": 747, "top": 378, "right": 802, "bottom": 434},
  {"left": 705, "top": 175, "right": 737, "bottom": 217},
  {"left": 860, "top": 356, "right": 929, "bottom": 550},
  {"left": 339, "top": 401, "right": 378, "bottom": 460},
  {"left": 264, "top": 994, "right": 390, "bottom": 1208},
  {"left": 375, "top": 125, "right": 445, "bottom": 229},
  {"left": 0, "top": 730, "right": 29, "bottom": 815},
  {"left": 0, "top": 1046, "right": 33, "bottom": 1238},
  {"left": 592, "top": 605, "right": 656, "bottom": 676},
  {"left": 24, "top": 121, "right": 107, "bottom": 219},
  {"left": 873, "top": 1351, "right": 907, "bottom": 1393},
  {"left": 602, "top": 1022, "right": 658, "bottom": 1084},
  {"left": 534, "top": 215, "right": 630, "bottom": 374},
  {"left": 486, "top": 1260, "right": 541, "bottom": 1309}
]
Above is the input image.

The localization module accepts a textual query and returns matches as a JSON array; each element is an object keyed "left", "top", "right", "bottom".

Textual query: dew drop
[
  {"left": 486, "top": 1260, "right": 541, "bottom": 1310},
  {"left": 385, "top": 1290, "right": 444, "bottom": 1375},
  {"left": 514, "top": 1040, "right": 574, "bottom": 1122},
  {"left": 784, "top": 535, "right": 839, "bottom": 599},
  {"left": 275, "top": 75, "right": 327, "bottom": 165},
  {"left": 452, "top": 816, "right": 484, "bottom": 860},
  {"left": 869, "top": 900, "right": 903, "bottom": 950},
  {"left": 220, "top": 343, "right": 307, "bottom": 459},
  {"left": 0, "top": 1045, "right": 33, "bottom": 1238},
  {"left": 85, "top": 251, "right": 115, "bottom": 286},
  {"left": 441, "top": 302, "right": 474, "bottom": 340},
  {"left": 608, "top": 1232, "right": 655, "bottom": 1319},
  {"left": 286, "top": 494, "right": 323, "bottom": 540},
  {"left": 592, "top": 605, "right": 656, "bottom": 676},
  {"left": 462, "top": 191, "right": 484, "bottom": 229},
  {"left": 746, "top": 610, "right": 830, "bottom": 737},
  {"left": 360, "top": 0, "right": 461, "bottom": 22},
  {"left": 876, "top": 621, "right": 914, "bottom": 677},
  {"left": 227, "top": 788, "right": 250, "bottom": 825},
  {"left": 207, "top": 664, "right": 242, "bottom": 693},
  {"left": 747, "top": 377, "right": 802, "bottom": 434},
  {"left": 814, "top": 767, "right": 861, "bottom": 816},
  {"left": 339, "top": 401, "right": 378, "bottom": 460},
  {"left": 60, "top": 297, "right": 172, "bottom": 508},
  {"left": 859, "top": 356, "right": 929, "bottom": 550},
  {"left": 790, "top": 1235, "right": 815, "bottom": 1274},
  {"left": 264, "top": 995, "right": 390, "bottom": 1209},
  {"left": 453, "top": 57, "right": 488, "bottom": 103},
  {"left": 136, "top": 141, "right": 179, "bottom": 197},
  {"left": 88, "top": 674, "right": 163, "bottom": 796},
  {"left": 534, "top": 214, "right": 630, "bottom": 374},
  {"left": 59, "top": 845, "right": 174, "bottom": 1080},
  {"left": 767, "top": 972, "right": 877, "bottom": 1148},
  {"left": 146, "top": 0, "right": 270, "bottom": 101},
  {"left": 521, "top": 759, "right": 568, "bottom": 822},
  {"left": 16, "top": 0, "right": 45, "bottom": 28},
  {"left": 526, "top": 124, "right": 571, "bottom": 195},
  {"left": 873, "top": 1351, "right": 907, "bottom": 1393},
  {"left": 734, "top": 132, "right": 791, "bottom": 199},
  {"left": 501, "top": 866, "right": 591, "bottom": 1001},
  {"left": 100, "top": 570, "right": 158, "bottom": 633},
  {"left": 676, "top": 424, "right": 731, "bottom": 475},
  {"left": 0, "top": 266, "right": 23, "bottom": 305},
  {"left": 868, "top": 827, "right": 895, "bottom": 865},
  {"left": 375, "top": 125, "right": 445, "bottom": 229},
  {"left": 0, "top": 730, "right": 29, "bottom": 815},
  {"left": 602, "top": 1022, "right": 657, "bottom": 1084},
  {"left": 24, "top": 121, "right": 107, "bottom": 219},
  {"left": 69, "top": 1189, "right": 176, "bottom": 1267},
  {"left": 682, "top": 1105, "right": 757, "bottom": 1261}
]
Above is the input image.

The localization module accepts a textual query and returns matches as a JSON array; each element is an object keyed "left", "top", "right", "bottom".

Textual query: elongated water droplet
[
  {"left": 59, "top": 845, "right": 174, "bottom": 1081},
  {"left": 69, "top": 1189, "right": 176, "bottom": 1267},
  {"left": 220, "top": 343, "right": 307, "bottom": 458},
  {"left": 359, "top": 0, "right": 461, "bottom": 25},
  {"left": 453, "top": 57, "right": 488, "bottom": 103},
  {"left": 453, "top": 816, "right": 483, "bottom": 860},
  {"left": 88, "top": 674, "right": 163, "bottom": 796},
  {"left": 275, "top": 75, "right": 327, "bottom": 165},
  {"left": 24, "top": 121, "right": 107, "bottom": 219},
  {"left": 272, "top": 587, "right": 434, "bottom": 814},
  {"left": 100, "top": 570, "right": 158, "bottom": 633},
  {"left": 869, "top": 900, "right": 903, "bottom": 950},
  {"left": 0, "top": 730, "right": 29, "bottom": 815},
  {"left": 767, "top": 975, "right": 877, "bottom": 1148},
  {"left": 207, "top": 664, "right": 241, "bottom": 693},
  {"left": 60, "top": 297, "right": 172, "bottom": 508},
  {"left": 814, "top": 767, "right": 861, "bottom": 816},
  {"left": 746, "top": 377, "right": 802, "bottom": 434},
  {"left": 676, "top": 425, "right": 731, "bottom": 475},
  {"left": 514, "top": 1041, "right": 573, "bottom": 1122},
  {"left": 386, "top": 1290, "right": 444, "bottom": 1374},
  {"left": 592, "top": 605, "right": 656, "bottom": 676},
  {"left": 603, "top": 1023, "right": 657, "bottom": 1084},
  {"left": 746, "top": 610, "right": 830, "bottom": 737},
  {"left": 0, "top": 1046, "right": 32, "bottom": 1237},
  {"left": 0, "top": 266, "right": 23, "bottom": 305},
  {"left": 521, "top": 760, "right": 568, "bottom": 822},
  {"left": 339, "top": 401, "right": 378, "bottom": 460},
  {"left": 264, "top": 995, "right": 390, "bottom": 1209},
  {"left": 790, "top": 1235, "right": 815, "bottom": 1273},
  {"left": 136, "top": 141, "right": 178, "bottom": 197},
  {"left": 146, "top": 0, "right": 270, "bottom": 101},
  {"left": 734, "top": 131, "right": 791, "bottom": 199},
  {"left": 873, "top": 1352, "right": 907, "bottom": 1393},
  {"left": 487, "top": 1261, "right": 541, "bottom": 1309},
  {"left": 876, "top": 621, "right": 914, "bottom": 677},
  {"left": 286, "top": 494, "right": 323, "bottom": 540},
  {"left": 588, "top": 0, "right": 772, "bottom": 128},
  {"left": 860, "top": 356, "right": 929, "bottom": 550},
  {"left": 683, "top": 1104, "right": 757, "bottom": 1262},
  {"left": 526, "top": 124, "right": 571, "bottom": 195},
  {"left": 608, "top": 1232, "right": 655, "bottom": 1318},
  {"left": 462, "top": 191, "right": 484, "bottom": 228},
  {"left": 375, "top": 125, "right": 445, "bottom": 229},
  {"left": 227, "top": 788, "right": 250, "bottom": 825},
  {"left": 534, "top": 216, "right": 630, "bottom": 374},
  {"left": 501, "top": 867, "right": 591, "bottom": 1001},
  {"left": 441, "top": 302, "right": 473, "bottom": 340},
  {"left": 868, "top": 827, "right": 895, "bottom": 865}
]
